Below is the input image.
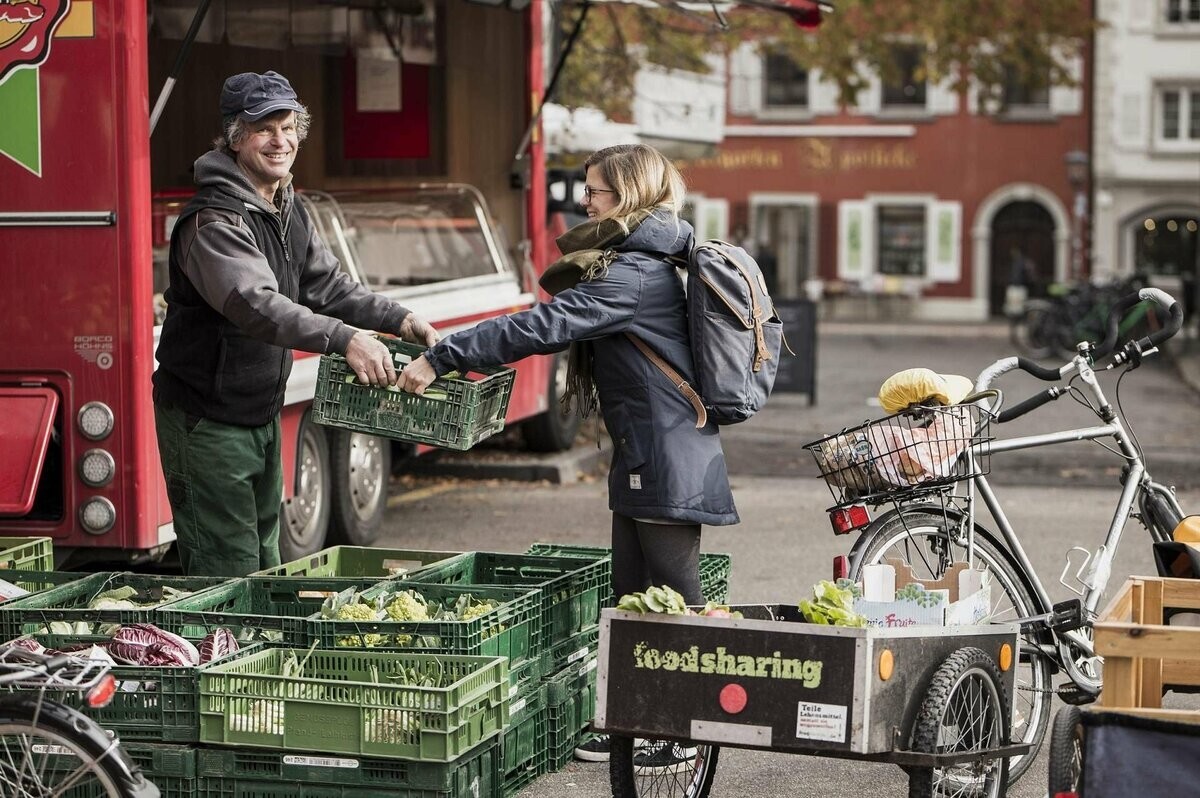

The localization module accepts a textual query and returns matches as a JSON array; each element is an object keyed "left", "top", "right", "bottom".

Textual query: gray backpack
[{"left": 628, "top": 239, "right": 784, "bottom": 427}]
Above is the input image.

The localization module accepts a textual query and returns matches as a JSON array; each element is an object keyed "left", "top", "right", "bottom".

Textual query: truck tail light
[
  {"left": 79, "top": 497, "right": 116, "bottom": 534},
  {"left": 830, "top": 505, "right": 870, "bottom": 535}
]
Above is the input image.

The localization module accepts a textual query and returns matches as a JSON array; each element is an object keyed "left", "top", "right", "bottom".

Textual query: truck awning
[{"left": 0, "top": 387, "right": 58, "bottom": 517}]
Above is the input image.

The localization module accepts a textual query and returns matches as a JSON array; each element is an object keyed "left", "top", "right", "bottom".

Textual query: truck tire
[
  {"left": 328, "top": 430, "right": 390, "bottom": 547},
  {"left": 522, "top": 350, "right": 582, "bottom": 453},
  {"left": 279, "top": 415, "right": 331, "bottom": 562}
]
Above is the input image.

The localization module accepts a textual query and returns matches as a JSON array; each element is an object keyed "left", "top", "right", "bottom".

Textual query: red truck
[{"left": 0, "top": 0, "right": 580, "bottom": 565}]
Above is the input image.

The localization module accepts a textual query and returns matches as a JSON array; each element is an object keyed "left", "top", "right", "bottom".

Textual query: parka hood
[{"left": 614, "top": 211, "right": 694, "bottom": 260}]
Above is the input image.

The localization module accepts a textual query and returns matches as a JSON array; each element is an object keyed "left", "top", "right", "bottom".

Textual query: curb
[{"left": 408, "top": 440, "right": 611, "bottom": 485}]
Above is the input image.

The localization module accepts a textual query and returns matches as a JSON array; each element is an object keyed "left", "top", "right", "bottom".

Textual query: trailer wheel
[
  {"left": 610, "top": 735, "right": 719, "bottom": 798},
  {"left": 1047, "top": 705, "right": 1084, "bottom": 797},
  {"left": 328, "top": 430, "right": 390, "bottom": 547},
  {"left": 522, "top": 350, "right": 582, "bottom": 453},
  {"left": 279, "top": 415, "right": 331, "bottom": 561},
  {"left": 908, "top": 646, "right": 1010, "bottom": 798}
]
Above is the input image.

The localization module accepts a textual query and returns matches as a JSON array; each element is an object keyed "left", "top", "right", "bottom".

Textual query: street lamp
[{"left": 1065, "top": 149, "right": 1089, "bottom": 284}]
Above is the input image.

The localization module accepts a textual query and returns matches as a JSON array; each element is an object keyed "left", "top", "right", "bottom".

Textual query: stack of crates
[
  {"left": 0, "top": 535, "right": 80, "bottom": 604},
  {"left": 405, "top": 550, "right": 610, "bottom": 796},
  {"left": 525, "top": 543, "right": 732, "bottom": 605}
]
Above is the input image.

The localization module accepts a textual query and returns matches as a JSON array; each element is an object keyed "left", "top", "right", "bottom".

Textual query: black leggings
[{"left": 610, "top": 513, "right": 703, "bottom": 605}]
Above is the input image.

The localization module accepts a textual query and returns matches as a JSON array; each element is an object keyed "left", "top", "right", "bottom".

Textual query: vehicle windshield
[
  {"left": 332, "top": 186, "right": 512, "bottom": 290},
  {"left": 150, "top": 184, "right": 512, "bottom": 326}
]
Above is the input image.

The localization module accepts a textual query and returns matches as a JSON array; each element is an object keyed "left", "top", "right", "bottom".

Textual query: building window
[
  {"left": 1158, "top": 86, "right": 1200, "bottom": 145},
  {"left": 881, "top": 44, "right": 927, "bottom": 109},
  {"left": 763, "top": 52, "right": 809, "bottom": 109},
  {"left": 1136, "top": 215, "right": 1199, "bottom": 276},
  {"left": 877, "top": 205, "right": 927, "bottom": 276},
  {"left": 1166, "top": 0, "right": 1200, "bottom": 23},
  {"left": 1002, "top": 65, "right": 1050, "bottom": 110}
]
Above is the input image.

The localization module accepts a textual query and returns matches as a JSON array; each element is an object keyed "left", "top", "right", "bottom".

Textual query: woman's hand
[{"left": 398, "top": 354, "right": 438, "bottom": 395}]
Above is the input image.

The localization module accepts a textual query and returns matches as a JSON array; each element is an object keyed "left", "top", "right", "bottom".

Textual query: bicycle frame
[{"left": 963, "top": 351, "right": 1185, "bottom": 667}]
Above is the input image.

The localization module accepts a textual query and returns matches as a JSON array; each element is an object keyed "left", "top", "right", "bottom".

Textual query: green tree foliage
[{"left": 551, "top": 0, "right": 1095, "bottom": 116}]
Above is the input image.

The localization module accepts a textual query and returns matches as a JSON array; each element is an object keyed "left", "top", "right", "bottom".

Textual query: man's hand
[
  {"left": 399, "top": 313, "right": 440, "bottom": 347},
  {"left": 344, "top": 332, "right": 398, "bottom": 386},
  {"left": 398, "top": 354, "right": 438, "bottom": 396}
]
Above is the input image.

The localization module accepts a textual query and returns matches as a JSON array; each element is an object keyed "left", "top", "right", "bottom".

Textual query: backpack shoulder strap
[{"left": 624, "top": 333, "right": 707, "bottom": 429}]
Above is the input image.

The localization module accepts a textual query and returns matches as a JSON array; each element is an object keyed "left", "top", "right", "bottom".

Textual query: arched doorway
[{"left": 988, "top": 201, "right": 1056, "bottom": 316}]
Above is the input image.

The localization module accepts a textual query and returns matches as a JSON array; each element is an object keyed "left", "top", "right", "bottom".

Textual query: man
[{"left": 153, "top": 70, "right": 437, "bottom": 576}]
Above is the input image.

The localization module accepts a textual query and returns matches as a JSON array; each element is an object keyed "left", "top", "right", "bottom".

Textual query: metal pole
[{"left": 149, "top": 0, "right": 214, "bottom": 136}]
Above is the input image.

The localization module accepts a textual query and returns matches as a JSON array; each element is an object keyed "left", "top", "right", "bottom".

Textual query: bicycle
[
  {"left": 804, "top": 288, "right": 1187, "bottom": 789},
  {"left": 0, "top": 643, "right": 160, "bottom": 797},
  {"left": 1010, "top": 274, "right": 1153, "bottom": 361}
]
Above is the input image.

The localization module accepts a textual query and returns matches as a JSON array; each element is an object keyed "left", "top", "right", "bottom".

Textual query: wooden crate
[{"left": 1094, "top": 575, "right": 1200, "bottom": 722}]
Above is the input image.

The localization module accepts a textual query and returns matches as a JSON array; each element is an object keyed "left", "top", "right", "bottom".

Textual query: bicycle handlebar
[
  {"left": 996, "top": 387, "right": 1065, "bottom": 423},
  {"left": 1093, "top": 288, "right": 1184, "bottom": 364}
]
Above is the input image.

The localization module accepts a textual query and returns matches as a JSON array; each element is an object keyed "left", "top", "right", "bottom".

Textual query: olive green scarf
[{"left": 538, "top": 209, "right": 654, "bottom": 418}]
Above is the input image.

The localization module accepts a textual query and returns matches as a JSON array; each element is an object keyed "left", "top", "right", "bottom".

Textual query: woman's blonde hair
[{"left": 583, "top": 144, "right": 686, "bottom": 232}]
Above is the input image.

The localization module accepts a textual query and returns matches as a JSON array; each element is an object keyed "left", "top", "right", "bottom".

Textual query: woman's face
[{"left": 581, "top": 165, "right": 618, "bottom": 219}]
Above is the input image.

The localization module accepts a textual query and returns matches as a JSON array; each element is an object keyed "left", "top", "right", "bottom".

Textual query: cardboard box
[{"left": 854, "top": 561, "right": 991, "bottom": 629}]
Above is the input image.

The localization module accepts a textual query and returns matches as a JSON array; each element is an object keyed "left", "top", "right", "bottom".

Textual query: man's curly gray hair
[{"left": 213, "top": 106, "right": 311, "bottom": 155}]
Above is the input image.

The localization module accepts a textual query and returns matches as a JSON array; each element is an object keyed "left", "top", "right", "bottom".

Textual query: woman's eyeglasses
[{"left": 581, "top": 185, "right": 615, "bottom": 202}]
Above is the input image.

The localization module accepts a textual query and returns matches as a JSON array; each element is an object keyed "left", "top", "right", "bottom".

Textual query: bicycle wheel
[
  {"left": 907, "top": 646, "right": 1011, "bottom": 798},
  {"left": 610, "top": 735, "right": 719, "bottom": 798},
  {"left": 0, "top": 697, "right": 157, "bottom": 798},
  {"left": 1047, "top": 705, "right": 1084, "bottom": 796},
  {"left": 1010, "top": 301, "right": 1061, "bottom": 360},
  {"left": 848, "top": 508, "right": 1052, "bottom": 787}
]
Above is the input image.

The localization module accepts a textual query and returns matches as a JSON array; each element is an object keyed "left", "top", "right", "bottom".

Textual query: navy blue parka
[{"left": 424, "top": 214, "right": 738, "bottom": 526}]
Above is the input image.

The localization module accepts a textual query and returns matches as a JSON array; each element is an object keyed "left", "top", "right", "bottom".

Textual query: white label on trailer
[
  {"left": 795, "top": 701, "right": 847, "bottom": 743},
  {"left": 283, "top": 755, "right": 360, "bottom": 769}
]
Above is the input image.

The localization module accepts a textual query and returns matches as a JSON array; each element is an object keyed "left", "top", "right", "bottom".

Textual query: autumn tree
[{"left": 550, "top": 0, "right": 1095, "bottom": 117}]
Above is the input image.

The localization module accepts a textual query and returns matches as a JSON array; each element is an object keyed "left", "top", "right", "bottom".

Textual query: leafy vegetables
[
  {"left": 798, "top": 580, "right": 868, "bottom": 627},
  {"left": 616, "top": 586, "right": 743, "bottom": 619}
]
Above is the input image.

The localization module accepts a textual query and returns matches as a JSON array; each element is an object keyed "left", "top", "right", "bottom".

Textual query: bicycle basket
[{"left": 803, "top": 402, "right": 992, "bottom": 509}]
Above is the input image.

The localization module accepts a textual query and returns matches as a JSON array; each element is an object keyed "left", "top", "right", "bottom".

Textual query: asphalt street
[{"left": 382, "top": 320, "right": 1200, "bottom": 798}]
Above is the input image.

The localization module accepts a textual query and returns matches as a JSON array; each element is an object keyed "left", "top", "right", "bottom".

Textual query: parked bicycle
[
  {"left": 0, "top": 643, "right": 159, "bottom": 797},
  {"left": 806, "top": 288, "right": 1187, "bottom": 788},
  {"left": 1010, "top": 274, "right": 1154, "bottom": 361}
]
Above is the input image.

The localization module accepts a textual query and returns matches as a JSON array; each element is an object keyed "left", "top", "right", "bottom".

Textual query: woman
[{"left": 397, "top": 143, "right": 738, "bottom": 764}]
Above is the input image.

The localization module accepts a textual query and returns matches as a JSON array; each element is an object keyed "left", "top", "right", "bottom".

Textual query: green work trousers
[{"left": 154, "top": 403, "right": 283, "bottom": 577}]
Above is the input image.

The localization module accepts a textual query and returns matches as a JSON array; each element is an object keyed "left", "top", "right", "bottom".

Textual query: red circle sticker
[{"left": 718, "top": 683, "right": 747, "bottom": 714}]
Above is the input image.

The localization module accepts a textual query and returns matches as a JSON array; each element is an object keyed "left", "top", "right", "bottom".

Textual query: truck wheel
[
  {"left": 279, "top": 416, "right": 331, "bottom": 562},
  {"left": 328, "top": 430, "right": 390, "bottom": 547},
  {"left": 522, "top": 350, "right": 582, "bottom": 453},
  {"left": 907, "top": 646, "right": 1010, "bottom": 798}
]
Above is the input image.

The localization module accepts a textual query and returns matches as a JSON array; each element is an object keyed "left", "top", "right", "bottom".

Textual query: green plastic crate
[
  {"left": 546, "top": 626, "right": 598, "bottom": 673},
  {"left": 21, "top": 635, "right": 255, "bottom": 743},
  {"left": 199, "top": 648, "right": 508, "bottom": 762},
  {"left": 0, "top": 572, "right": 229, "bottom": 640},
  {"left": 501, "top": 684, "right": 546, "bottom": 798},
  {"left": 526, "top": 543, "right": 732, "bottom": 604},
  {"left": 156, "top": 576, "right": 372, "bottom": 644},
  {"left": 0, "top": 571, "right": 85, "bottom": 607},
  {"left": 253, "top": 546, "right": 462, "bottom": 579},
  {"left": 544, "top": 656, "right": 599, "bottom": 772},
  {"left": 312, "top": 338, "right": 516, "bottom": 451},
  {"left": 309, "top": 581, "right": 542, "bottom": 695},
  {"left": 406, "top": 551, "right": 609, "bottom": 649},
  {"left": 0, "top": 535, "right": 54, "bottom": 572},
  {"left": 195, "top": 735, "right": 502, "bottom": 798},
  {"left": 43, "top": 741, "right": 196, "bottom": 798}
]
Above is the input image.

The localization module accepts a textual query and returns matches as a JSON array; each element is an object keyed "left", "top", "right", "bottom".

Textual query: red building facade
[{"left": 679, "top": 40, "right": 1090, "bottom": 321}]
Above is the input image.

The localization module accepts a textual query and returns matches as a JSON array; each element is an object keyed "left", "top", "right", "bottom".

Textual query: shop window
[
  {"left": 877, "top": 205, "right": 927, "bottom": 276},
  {"left": 1157, "top": 86, "right": 1200, "bottom": 147},
  {"left": 1136, "top": 215, "right": 1199, "bottom": 276},
  {"left": 763, "top": 52, "right": 809, "bottom": 110},
  {"left": 881, "top": 44, "right": 927, "bottom": 110},
  {"left": 1166, "top": 0, "right": 1200, "bottom": 23}
]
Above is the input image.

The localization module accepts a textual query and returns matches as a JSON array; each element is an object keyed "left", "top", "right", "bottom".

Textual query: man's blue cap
[{"left": 219, "top": 71, "right": 304, "bottom": 120}]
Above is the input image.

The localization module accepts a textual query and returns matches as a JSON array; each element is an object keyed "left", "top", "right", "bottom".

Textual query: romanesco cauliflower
[
  {"left": 384, "top": 590, "right": 431, "bottom": 646},
  {"left": 336, "top": 601, "right": 385, "bottom": 647}
]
